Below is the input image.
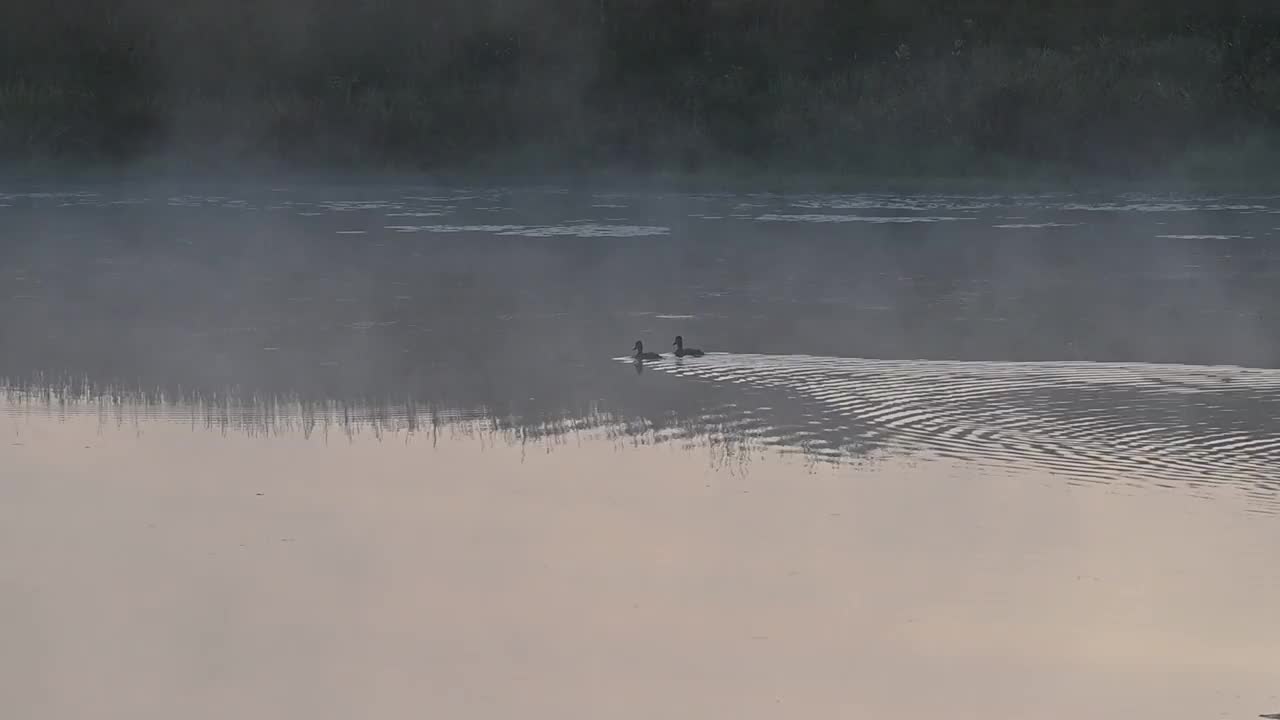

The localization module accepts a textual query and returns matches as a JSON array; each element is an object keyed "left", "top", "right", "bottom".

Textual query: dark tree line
[{"left": 2, "top": 0, "right": 1279, "bottom": 176}]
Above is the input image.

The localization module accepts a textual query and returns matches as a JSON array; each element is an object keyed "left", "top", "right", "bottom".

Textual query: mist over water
[
  {"left": 6, "top": 4, "right": 1280, "bottom": 717},
  {"left": 4, "top": 181, "right": 1280, "bottom": 499},
  {"left": 5, "top": 181, "right": 1280, "bottom": 720}
]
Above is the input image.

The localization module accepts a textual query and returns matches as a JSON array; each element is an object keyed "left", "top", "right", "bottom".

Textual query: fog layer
[{"left": 3, "top": 2, "right": 1280, "bottom": 179}]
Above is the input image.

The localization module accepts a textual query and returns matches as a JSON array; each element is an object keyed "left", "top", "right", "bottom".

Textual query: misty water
[{"left": 4, "top": 182, "right": 1280, "bottom": 719}]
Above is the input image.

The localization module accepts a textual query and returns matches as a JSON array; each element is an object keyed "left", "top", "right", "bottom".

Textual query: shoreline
[{"left": 6, "top": 146, "right": 1280, "bottom": 197}]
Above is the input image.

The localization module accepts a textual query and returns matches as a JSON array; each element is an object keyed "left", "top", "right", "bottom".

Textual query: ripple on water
[
  {"left": 789, "top": 195, "right": 997, "bottom": 212},
  {"left": 755, "top": 213, "right": 974, "bottom": 224},
  {"left": 993, "top": 222, "right": 1082, "bottom": 229},
  {"left": 384, "top": 224, "right": 669, "bottom": 237},
  {"left": 1155, "top": 234, "right": 1253, "bottom": 240},
  {"left": 619, "top": 352, "right": 1280, "bottom": 509}
]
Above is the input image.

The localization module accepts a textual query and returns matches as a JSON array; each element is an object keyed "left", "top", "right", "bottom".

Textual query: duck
[
  {"left": 632, "top": 340, "right": 663, "bottom": 361},
  {"left": 672, "top": 335, "right": 704, "bottom": 357}
]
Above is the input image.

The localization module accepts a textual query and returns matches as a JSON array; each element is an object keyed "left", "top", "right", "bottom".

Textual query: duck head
[
  {"left": 673, "top": 335, "right": 684, "bottom": 349},
  {"left": 633, "top": 340, "right": 644, "bottom": 353}
]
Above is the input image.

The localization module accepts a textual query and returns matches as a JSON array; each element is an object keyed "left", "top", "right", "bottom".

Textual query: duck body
[
  {"left": 672, "top": 335, "right": 704, "bottom": 357},
  {"left": 632, "top": 340, "right": 663, "bottom": 361}
]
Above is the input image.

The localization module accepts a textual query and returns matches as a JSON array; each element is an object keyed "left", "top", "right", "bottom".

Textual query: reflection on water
[
  {"left": 6, "top": 183, "right": 1280, "bottom": 719},
  {"left": 755, "top": 213, "right": 974, "bottom": 224},
  {"left": 0, "top": 377, "right": 829, "bottom": 476},
  {"left": 386, "top": 223, "right": 671, "bottom": 237},
  {"left": 640, "top": 353, "right": 1280, "bottom": 507},
  {"left": 4, "top": 377, "right": 1280, "bottom": 720},
  {"left": 9, "top": 346, "right": 1280, "bottom": 512},
  {"left": 4, "top": 182, "right": 1280, "bottom": 494}
]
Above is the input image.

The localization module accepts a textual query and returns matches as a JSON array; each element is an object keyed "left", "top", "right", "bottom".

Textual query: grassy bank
[{"left": 3, "top": 1, "right": 1279, "bottom": 184}]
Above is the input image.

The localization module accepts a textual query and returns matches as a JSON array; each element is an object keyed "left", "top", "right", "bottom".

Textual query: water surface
[{"left": 3, "top": 182, "right": 1280, "bottom": 719}]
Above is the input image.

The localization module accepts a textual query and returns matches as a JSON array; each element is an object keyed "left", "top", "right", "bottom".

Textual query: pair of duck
[{"left": 633, "top": 336, "right": 704, "bottom": 360}]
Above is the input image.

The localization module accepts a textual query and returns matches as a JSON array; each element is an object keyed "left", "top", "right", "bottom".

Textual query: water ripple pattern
[{"left": 631, "top": 353, "right": 1280, "bottom": 504}]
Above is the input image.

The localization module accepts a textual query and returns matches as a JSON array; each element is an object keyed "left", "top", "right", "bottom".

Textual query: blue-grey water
[
  {"left": 3, "top": 182, "right": 1280, "bottom": 720},
  {"left": 4, "top": 183, "right": 1280, "bottom": 504}
]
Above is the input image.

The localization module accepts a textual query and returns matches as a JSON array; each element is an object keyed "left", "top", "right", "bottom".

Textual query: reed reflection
[{"left": 7, "top": 348, "right": 1280, "bottom": 515}]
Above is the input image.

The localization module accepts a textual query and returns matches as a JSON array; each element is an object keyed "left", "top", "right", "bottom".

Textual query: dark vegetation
[{"left": 3, "top": 1, "right": 1280, "bottom": 180}]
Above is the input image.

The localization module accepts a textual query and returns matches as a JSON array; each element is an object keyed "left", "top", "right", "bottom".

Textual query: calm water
[{"left": 3, "top": 182, "right": 1280, "bottom": 719}]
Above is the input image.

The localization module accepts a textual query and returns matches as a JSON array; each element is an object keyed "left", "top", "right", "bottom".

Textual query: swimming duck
[
  {"left": 672, "top": 335, "right": 704, "bottom": 357},
  {"left": 632, "top": 340, "right": 663, "bottom": 361}
]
